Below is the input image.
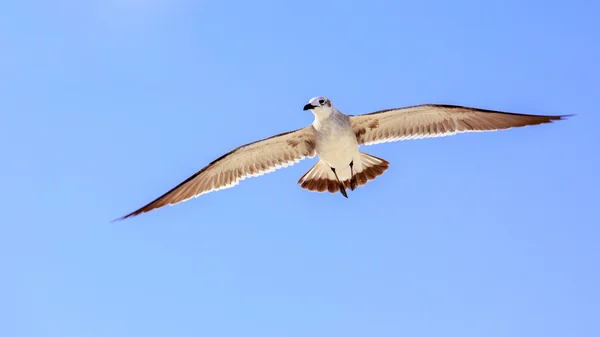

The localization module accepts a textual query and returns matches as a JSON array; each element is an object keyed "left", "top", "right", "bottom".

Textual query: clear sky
[{"left": 2, "top": 1, "right": 599, "bottom": 336}]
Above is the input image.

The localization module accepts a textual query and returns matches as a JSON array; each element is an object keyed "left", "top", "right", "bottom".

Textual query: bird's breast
[{"left": 314, "top": 121, "right": 358, "bottom": 168}]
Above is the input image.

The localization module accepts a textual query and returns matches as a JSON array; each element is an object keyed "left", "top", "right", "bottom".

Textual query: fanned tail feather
[{"left": 297, "top": 152, "right": 389, "bottom": 194}]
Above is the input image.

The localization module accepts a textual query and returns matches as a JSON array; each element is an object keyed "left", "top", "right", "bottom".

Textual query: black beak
[{"left": 303, "top": 103, "right": 315, "bottom": 111}]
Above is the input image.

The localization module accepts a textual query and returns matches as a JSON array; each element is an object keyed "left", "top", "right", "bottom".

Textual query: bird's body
[
  {"left": 116, "top": 96, "right": 570, "bottom": 220},
  {"left": 313, "top": 109, "right": 359, "bottom": 182}
]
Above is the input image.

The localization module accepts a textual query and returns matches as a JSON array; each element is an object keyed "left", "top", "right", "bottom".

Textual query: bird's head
[{"left": 303, "top": 96, "right": 334, "bottom": 119}]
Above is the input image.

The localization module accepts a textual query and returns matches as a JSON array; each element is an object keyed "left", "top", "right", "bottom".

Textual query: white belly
[
  {"left": 314, "top": 117, "right": 360, "bottom": 181},
  {"left": 317, "top": 132, "right": 358, "bottom": 168}
]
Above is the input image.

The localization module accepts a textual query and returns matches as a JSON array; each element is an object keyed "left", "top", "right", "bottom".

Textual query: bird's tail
[
  {"left": 297, "top": 152, "right": 389, "bottom": 194},
  {"left": 349, "top": 152, "right": 389, "bottom": 189}
]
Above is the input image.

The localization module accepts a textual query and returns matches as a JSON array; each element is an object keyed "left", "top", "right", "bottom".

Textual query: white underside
[{"left": 313, "top": 114, "right": 361, "bottom": 182}]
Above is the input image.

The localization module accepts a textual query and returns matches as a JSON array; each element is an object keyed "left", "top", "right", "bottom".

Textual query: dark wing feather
[
  {"left": 116, "top": 126, "right": 316, "bottom": 220},
  {"left": 350, "top": 104, "right": 570, "bottom": 145}
]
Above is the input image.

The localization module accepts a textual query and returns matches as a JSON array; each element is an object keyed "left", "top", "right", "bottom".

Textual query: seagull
[{"left": 117, "top": 96, "right": 569, "bottom": 220}]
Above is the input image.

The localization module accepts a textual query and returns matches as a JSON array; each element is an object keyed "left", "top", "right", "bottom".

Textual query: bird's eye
[{"left": 319, "top": 99, "right": 325, "bottom": 105}]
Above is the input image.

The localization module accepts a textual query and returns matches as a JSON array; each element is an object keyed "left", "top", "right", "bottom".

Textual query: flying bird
[{"left": 117, "top": 97, "right": 569, "bottom": 220}]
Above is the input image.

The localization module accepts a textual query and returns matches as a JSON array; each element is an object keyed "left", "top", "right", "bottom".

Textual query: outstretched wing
[
  {"left": 350, "top": 104, "right": 570, "bottom": 145},
  {"left": 118, "top": 126, "right": 316, "bottom": 220}
]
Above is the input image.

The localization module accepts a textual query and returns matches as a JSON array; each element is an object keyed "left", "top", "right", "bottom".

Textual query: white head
[{"left": 303, "top": 96, "right": 335, "bottom": 120}]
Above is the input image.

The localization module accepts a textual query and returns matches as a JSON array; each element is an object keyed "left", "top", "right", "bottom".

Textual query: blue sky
[{"left": 2, "top": 0, "right": 599, "bottom": 336}]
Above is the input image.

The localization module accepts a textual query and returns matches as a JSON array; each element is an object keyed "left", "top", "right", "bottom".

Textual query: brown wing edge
[
  {"left": 355, "top": 103, "right": 575, "bottom": 119},
  {"left": 112, "top": 128, "right": 306, "bottom": 222},
  {"left": 352, "top": 104, "right": 574, "bottom": 144}
]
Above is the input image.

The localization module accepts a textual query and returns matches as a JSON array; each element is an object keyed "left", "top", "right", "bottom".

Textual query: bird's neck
[
  {"left": 312, "top": 108, "right": 345, "bottom": 130},
  {"left": 312, "top": 107, "right": 340, "bottom": 123}
]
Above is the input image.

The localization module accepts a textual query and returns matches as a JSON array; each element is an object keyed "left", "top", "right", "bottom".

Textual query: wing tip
[
  {"left": 544, "top": 114, "right": 573, "bottom": 124},
  {"left": 110, "top": 209, "right": 144, "bottom": 222},
  {"left": 113, "top": 202, "right": 164, "bottom": 222},
  {"left": 556, "top": 114, "right": 575, "bottom": 120},
  {"left": 110, "top": 216, "right": 126, "bottom": 223}
]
